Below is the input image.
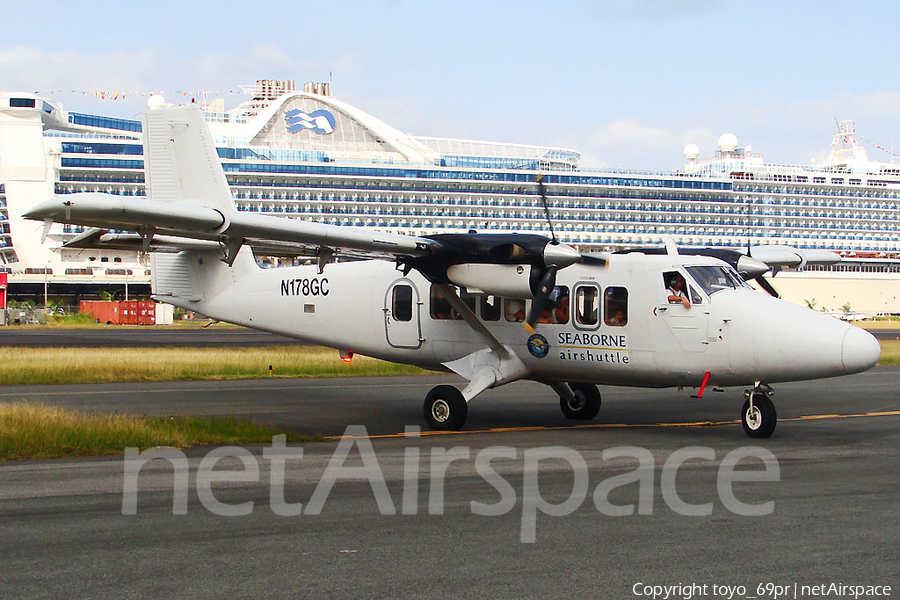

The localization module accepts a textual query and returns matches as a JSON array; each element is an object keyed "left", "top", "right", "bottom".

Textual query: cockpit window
[
  {"left": 686, "top": 266, "right": 746, "bottom": 296},
  {"left": 725, "top": 265, "right": 752, "bottom": 289}
]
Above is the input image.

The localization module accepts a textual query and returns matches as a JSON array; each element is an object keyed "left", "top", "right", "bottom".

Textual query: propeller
[
  {"left": 523, "top": 174, "right": 608, "bottom": 332},
  {"left": 524, "top": 265, "right": 558, "bottom": 333},
  {"left": 753, "top": 275, "right": 780, "bottom": 298},
  {"left": 523, "top": 175, "right": 563, "bottom": 333}
]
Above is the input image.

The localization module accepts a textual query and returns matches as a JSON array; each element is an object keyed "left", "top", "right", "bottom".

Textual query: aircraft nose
[{"left": 841, "top": 327, "right": 881, "bottom": 374}]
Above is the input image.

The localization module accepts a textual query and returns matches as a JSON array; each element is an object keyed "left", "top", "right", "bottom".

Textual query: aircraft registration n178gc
[{"left": 24, "top": 104, "right": 882, "bottom": 438}]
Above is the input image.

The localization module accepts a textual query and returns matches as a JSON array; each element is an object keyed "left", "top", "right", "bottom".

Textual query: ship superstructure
[{"left": 1, "top": 80, "right": 899, "bottom": 309}]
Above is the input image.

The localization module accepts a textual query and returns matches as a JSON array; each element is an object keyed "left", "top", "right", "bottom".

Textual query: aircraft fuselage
[{"left": 160, "top": 251, "right": 879, "bottom": 391}]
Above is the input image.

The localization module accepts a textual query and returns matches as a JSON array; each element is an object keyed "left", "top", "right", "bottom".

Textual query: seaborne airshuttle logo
[
  {"left": 284, "top": 109, "right": 336, "bottom": 134},
  {"left": 527, "top": 334, "right": 550, "bottom": 358}
]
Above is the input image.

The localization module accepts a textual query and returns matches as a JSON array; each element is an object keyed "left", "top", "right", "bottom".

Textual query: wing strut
[
  {"left": 438, "top": 284, "right": 509, "bottom": 357},
  {"left": 439, "top": 283, "right": 532, "bottom": 402}
]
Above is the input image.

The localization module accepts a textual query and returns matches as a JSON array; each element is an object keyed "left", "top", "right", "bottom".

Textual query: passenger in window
[
  {"left": 452, "top": 292, "right": 477, "bottom": 320},
  {"left": 481, "top": 295, "right": 501, "bottom": 321},
  {"left": 536, "top": 287, "right": 569, "bottom": 324},
  {"left": 505, "top": 299, "right": 525, "bottom": 322},
  {"left": 536, "top": 306, "right": 554, "bottom": 323},
  {"left": 536, "top": 288, "right": 558, "bottom": 323},
  {"left": 553, "top": 289, "right": 570, "bottom": 324},
  {"left": 431, "top": 287, "right": 452, "bottom": 320},
  {"left": 607, "top": 309, "right": 627, "bottom": 327},
  {"left": 666, "top": 273, "right": 691, "bottom": 309}
]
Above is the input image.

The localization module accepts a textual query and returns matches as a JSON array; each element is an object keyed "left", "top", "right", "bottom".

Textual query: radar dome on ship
[
  {"left": 683, "top": 144, "right": 700, "bottom": 160},
  {"left": 147, "top": 94, "right": 167, "bottom": 109},
  {"left": 718, "top": 133, "right": 738, "bottom": 152}
]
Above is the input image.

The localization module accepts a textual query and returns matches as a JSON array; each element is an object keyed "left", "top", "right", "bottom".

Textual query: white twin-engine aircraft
[{"left": 24, "top": 105, "right": 881, "bottom": 438}]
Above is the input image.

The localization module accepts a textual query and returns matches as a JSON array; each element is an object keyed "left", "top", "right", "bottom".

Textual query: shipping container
[{"left": 79, "top": 300, "right": 157, "bottom": 325}]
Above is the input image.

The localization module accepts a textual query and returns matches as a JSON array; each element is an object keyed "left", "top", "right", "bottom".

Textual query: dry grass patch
[
  {"left": 878, "top": 339, "right": 900, "bottom": 365},
  {"left": 856, "top": 320, "right": 900, "bottom": 330},
  {"left": 0, "top": 345, "right": 434, "bottom": 385},
  {"left": 0, "top": 402, "right": 313, "bottom": 461}
]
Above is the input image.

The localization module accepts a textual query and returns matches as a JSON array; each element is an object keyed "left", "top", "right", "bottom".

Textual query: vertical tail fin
[
  {"left": 144, "top": 106, "right": 257, "bottom": 307},
  {"left": 142, "top": 105, "right": 235, "bottom": 215}
]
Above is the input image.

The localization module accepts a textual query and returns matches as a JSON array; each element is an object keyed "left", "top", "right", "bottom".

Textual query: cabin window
[
  {"left": 574, "top": 285, "right": 599, "bottom": 326},
  {"left": 430, "top": 285, "right": 452, "bottom": 320},
  {"left": 392, "top": 284, "right": 413, "bottom": 322},
  {"left": 604, "top": 287, "right": 628, "bottom": 327},
  {"left": 481, "top": 295, "right": 501, "bottom": 321},
  {"left": 430, "top": 284, "right": 476, "bottom": 320},
  {"left": 505, "top": 298, "right": 526, "bottom": 322},
  {"left": 535, "top": 286, "right": 570, "bottom": 324},
  {"left": 453, "top": 290, "right": 477, "bottom": 319}
]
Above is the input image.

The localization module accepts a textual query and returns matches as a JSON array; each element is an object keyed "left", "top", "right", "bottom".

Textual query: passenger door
[{"left": 384, "top": 280, "right": 423, "bottom": 349}]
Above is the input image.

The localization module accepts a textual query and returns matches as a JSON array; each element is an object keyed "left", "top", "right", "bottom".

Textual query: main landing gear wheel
[
  {"left": 423, "top": 385, "right": 468, "bottom": 431},
  {"left": 741, "top": 393, "right": 777, "bottom": 438},
  {"left": 560, "top": 383, "right": 601, "bottom": 420}
]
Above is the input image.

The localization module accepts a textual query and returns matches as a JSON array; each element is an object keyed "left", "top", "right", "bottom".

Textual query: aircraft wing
[
  {"left": 61, "top": 228, "right": 336, "bottom": 258},
  {"left": 24, "top": 192, "right": 438, "bottom": 260},
  {"left": 23, "top": 103, "right": 587, "bottom": 332}
]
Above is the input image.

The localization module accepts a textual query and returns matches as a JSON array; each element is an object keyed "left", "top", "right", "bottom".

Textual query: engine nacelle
[{"left": 445, "top": 263, "right": 536, "bottom": 298}]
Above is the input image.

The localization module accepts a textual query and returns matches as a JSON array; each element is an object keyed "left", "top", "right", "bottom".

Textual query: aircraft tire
[
  {"left": 560, "top": 383, "right": 601, "bottom": 420},
  {"left": 741, "top": 394, "right": 777, "bottom": 438},
  {"left": 424, "top": 385, "right": 468, "bottom": 430}
]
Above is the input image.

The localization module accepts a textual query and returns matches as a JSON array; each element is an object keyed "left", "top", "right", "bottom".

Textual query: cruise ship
[{"left": 2, "top": 79, "right": 899, "bottom": 312}]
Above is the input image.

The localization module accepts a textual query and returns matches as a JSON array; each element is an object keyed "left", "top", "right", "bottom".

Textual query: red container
[{"left": 80, "top": 300, "right": 157, "bottom": 325}]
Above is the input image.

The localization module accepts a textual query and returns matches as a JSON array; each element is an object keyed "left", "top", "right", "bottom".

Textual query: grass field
[
  {"left": 0, "top": 345, "right": 435, "bottom": 385},
  {"left": 853, "top": 319, "right": 900, "bottom": 330},
  {"left": 7, "top": 319, "right": 243, "bottom": 330},
  {"left": 1, "top": 341, "right": 895, "bottom": 461},
  {"left": 0, "top": 403, "right": 313, "bottom": 461},
  {"left": 878, "top": 339, "right": 900, "bottom": 365}
]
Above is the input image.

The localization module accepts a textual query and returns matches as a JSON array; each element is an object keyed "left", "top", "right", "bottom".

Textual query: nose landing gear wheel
[
  {"left": 560, "top": 382, "right": 601, "bottom": 420},
  {"left": 424, "top": 385, "right": 468, "bottom": 430},
  {"left": 741, "top": 393, "right": 777, "bottom": 438}
]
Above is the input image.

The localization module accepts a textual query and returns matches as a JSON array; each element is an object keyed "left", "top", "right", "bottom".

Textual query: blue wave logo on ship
[{"left": 284, "top": 109, "right": 336, "bottom": 135}]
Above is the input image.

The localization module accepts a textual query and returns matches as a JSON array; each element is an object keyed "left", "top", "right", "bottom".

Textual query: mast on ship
[{"left": 826, "top": 119, "right": 870, "bottom": 166}]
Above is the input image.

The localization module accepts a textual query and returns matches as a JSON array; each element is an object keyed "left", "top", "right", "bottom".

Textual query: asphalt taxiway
[{"left": 0, "top": 370, "right": 898, "bottom": 596}]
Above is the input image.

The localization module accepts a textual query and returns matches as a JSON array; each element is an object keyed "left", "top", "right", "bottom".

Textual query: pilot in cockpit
[{"left": 665, "top": 272, "right": 691, "bottom": 309}]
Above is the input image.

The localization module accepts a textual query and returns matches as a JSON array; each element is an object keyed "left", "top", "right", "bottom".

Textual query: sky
[{"left": 3, "top": 0, "right": 899, "bottom": 171}]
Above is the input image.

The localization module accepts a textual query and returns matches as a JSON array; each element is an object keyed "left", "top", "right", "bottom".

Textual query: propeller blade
[
  {"left": 536, "top": 174, "right": 558, "bottom": 245},
  {"left": 754, "top": 275, "right": 780, "bottom": 298},
  {"left": 579, "top": 253, "right": 609, "bottom": 267},
  {"left": 524, "top": 266, "right": 558, "bottom": 333}
]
